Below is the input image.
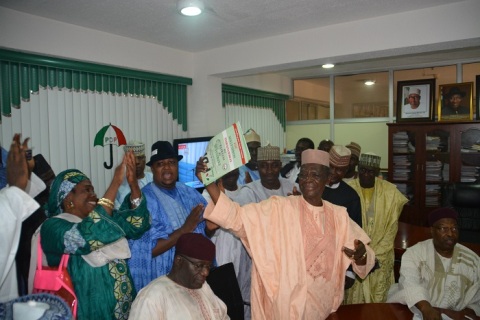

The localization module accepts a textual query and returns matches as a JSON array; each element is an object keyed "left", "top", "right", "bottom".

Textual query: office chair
[{"left": 442, "top": 182, "right": 480, "bottom": 244}]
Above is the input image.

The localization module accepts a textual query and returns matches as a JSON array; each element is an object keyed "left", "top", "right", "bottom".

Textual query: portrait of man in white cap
[{"left": 400, "top": 84, "right": 430, "bottom": 119}]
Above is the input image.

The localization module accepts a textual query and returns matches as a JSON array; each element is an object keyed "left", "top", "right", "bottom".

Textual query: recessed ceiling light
[
  {"left": 322, "top": 64, "right": 335, "bottom": 69},
  {"left": 364, "top": 80, "right": 375, "bottom": 86},
  {"left": 178, "top": 0, "right": 204, "bottom": 16}
]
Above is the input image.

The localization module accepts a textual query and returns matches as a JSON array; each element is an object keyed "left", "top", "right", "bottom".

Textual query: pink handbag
[{"left": 33, "top": 236, "right": 78, "bottom": 318}]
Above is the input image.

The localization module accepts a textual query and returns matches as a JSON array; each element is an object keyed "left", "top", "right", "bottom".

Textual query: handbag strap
[{"left": 37, "top": 235, "right": 70, "bottom": 270}]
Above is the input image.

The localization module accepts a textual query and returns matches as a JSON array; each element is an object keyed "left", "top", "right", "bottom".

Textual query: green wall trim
[
  {"left": 222, "top": 84, "right": 289, "bottom": 131},
  {"left": 0, "top": 49, "right": 191, "bottom": 129},
  {"left": 0, "top": 49, "right": 192, "bottom": 85}
]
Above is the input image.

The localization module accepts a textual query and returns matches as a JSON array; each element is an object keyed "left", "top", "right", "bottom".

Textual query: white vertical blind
[
  {"left": 1, "top": 87, "right": 186, "bottom": 195},
  {"left": 225, "top": 103, "right": 285, "bottom": 151}
]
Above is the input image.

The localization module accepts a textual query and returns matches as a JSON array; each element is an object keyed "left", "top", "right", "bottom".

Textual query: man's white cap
[{"left": 408, "top": 88, "right": 421, "bottom": 96}]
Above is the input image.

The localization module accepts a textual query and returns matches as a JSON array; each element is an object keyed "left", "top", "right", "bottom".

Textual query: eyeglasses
[
  {"left": 179, "top": 255, "right": 212, "bottom": 272},
  {"left": 434, "top": 226, "right": 458, "bottom": 233},
  {"left": 298, "top": 172, "right": 323, "bottom": 181}
]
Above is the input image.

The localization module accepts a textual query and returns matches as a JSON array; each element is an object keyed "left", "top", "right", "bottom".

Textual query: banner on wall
[{"left": 94, "top": 123, "right": 127, "bottom": 169}]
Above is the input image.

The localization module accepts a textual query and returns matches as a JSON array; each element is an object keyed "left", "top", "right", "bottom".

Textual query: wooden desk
[{"left": 326, "top": 303, "right": 412, "bottom": 320}]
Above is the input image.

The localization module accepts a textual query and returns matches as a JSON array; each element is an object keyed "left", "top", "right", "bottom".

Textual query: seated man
[
  {"left": 388, "top": 208, "right": 480, "bottom": 320},
  {"left": 129, "top": 233, "right": 228, "bottom": 319}
]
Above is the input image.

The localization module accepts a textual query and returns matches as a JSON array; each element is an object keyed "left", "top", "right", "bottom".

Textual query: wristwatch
[{"left": 130, "top": 196, "right": 142, "bottom": 207}]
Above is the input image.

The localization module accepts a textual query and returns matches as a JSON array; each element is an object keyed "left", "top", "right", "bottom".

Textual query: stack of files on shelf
[
  {"left": 425, "top": 185, "right": 441, "bottom": 206},
  {"left": 393, "top": 155, "right": 411, "bottom": 181},
  {"left": 426, "top": 136, "right": 441, "bottom": 151},
  {"left": 443, "top": 163, "right": 450, "bottom": 182},
  {"left": 461, "top": 165, "right": 480, "bottom": 182},
  {"left": 425, "top": 160, "right": 443, "bottom": 182},
  {"left": 392, "top": 131, "right": 409, "bottom": 153},
  {"left": 395, "top": 183, "right": 413, "bottom": 201}
]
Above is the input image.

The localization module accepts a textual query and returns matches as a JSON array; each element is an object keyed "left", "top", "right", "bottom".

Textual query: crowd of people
[{"left": 0, "top": 130, "right": 478, "bottom": 320}]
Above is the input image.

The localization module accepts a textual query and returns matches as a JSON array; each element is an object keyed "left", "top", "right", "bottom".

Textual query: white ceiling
[
  {"left": 1, "top": 0, "right": 479, "bottom": 80},
  {"left": 0, "top": 0, "right": 467, "bottom": 53}
]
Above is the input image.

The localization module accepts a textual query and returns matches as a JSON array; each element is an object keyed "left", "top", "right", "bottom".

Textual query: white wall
[
  {"left": 191, "top": 0, "right": 480, "bottom": 136},
  {"left": 2, "top": 1, "right": 480, "bottom": 139},
  {"left": 0, "top": 7, "right": 193, "bottom": 78}
]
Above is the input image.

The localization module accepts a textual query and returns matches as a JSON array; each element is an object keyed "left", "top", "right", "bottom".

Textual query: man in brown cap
[
  {"left": 129, "top": 233, "right": 228, "bottom": 319},
  {"left": 237, "top": 144, "right": 297, "bottom": 203},
  {"left": 343, "top": 141, "right": 361, "bottom": 183},
  {"left": 345, "top": 152, "right": 408, "bottom": 304},
  {"left": 388, "top": 208, "right": 479, "bottom": 320},
  {"left": 196, "top": 149, "right": 375, "bottom": 319},
  {"left": 322, "top": 145, "right": 362, "bottom": 289},
  {"left": 238, "top": 128, "right": 261, "bottom": 185}
]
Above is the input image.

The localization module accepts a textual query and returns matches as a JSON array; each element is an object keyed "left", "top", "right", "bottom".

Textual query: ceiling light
[
  {"left": 322, "top": 64, "right": 335, "bottom": 69},
  {"left": 177, "top": 0, "right": 204, "bottom": 16},
  {"left": 364, "top": 80, "right": 375, "bottom": 86}
]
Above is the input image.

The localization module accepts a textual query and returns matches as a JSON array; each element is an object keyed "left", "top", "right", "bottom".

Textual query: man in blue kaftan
[{"left": 127, "top": 141, "right": 210, "bottom": 292}]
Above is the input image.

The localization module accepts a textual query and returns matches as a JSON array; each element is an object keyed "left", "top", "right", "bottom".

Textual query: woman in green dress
[{"left": 41, "top": 151, "right": 151, "bottom": 319}]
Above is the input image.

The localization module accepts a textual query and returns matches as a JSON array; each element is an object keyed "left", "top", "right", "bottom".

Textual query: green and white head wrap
[{"left": 45, "top": 169, "right": 90, "bottom": 217}]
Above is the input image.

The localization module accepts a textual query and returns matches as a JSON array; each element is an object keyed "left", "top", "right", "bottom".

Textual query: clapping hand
[
  {"left": 124, "top": 151, "right": 137, "bottom": 187},
  {"left": 7, "top": 134, "right": 29, "bottom": 191}
]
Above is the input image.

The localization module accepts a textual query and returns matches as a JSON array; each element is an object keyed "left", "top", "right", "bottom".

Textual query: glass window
[
  {"left": 287, "top": 78, "right": 330, "bottom": 121},
  {"left": 334, "top": 72, "right": 389, "bottom": 119}
]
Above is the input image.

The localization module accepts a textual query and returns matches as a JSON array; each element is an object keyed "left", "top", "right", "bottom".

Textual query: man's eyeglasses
[
  {"left": 434, "top": 226, "right": 458, "bottom": 233},
  {"left": 298, "top": 172, "right": 323, "bottom": 181},
  {"left": 179, "top": 255, "right": 212, "bottom": 271}
]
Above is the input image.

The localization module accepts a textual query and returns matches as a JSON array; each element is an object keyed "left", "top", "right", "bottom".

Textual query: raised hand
[
  {"left": 124, "top": 151, "right": 137, "bottom": 187},
  {"left": 195, "top": 157, "right": 208, "bottom": 182},
  {"left": 112, "top": 154, "right": 127, "bottom": 186},
  {"left": 288, "top": 186, "right": 301, "bottom": 196},
  {"left": 342, "top": 239, "right": 367, "bottom": 265},
  {"left": 182, "top": 204, "right": 204, "bottom": 233},
  {"left": 7, "top": 134, "right": 29, "bottom": 190}
]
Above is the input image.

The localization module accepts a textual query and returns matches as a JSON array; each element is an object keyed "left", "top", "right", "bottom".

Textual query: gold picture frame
[{"left": 437, "top": 82, "right": 474, "bottom": 121}]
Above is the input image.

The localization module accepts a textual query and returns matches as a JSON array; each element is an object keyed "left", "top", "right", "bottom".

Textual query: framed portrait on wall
[
  {"left": 396, "top": 79, "right": 435, "bottom": 122},
  {"left": 437, "top": 82, "right": 474, "bottom": 121}
]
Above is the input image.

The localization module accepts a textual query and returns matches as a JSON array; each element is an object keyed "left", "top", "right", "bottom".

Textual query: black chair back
[
  {"left": 206, "top": 262, "right": 244, "bottom": 320},
  {"left": 442, "top": 182, "right": 480, "bottom": 244}
]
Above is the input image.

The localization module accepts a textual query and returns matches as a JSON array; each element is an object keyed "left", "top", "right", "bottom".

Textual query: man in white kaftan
[
  {"left": 129, "top": 233, "right": 228, "bottom": 319},
  {"left": 388, "top": 207, "right": 480, "bottom": 320},
  {"left": 0, "top": 134, "right": 46, "bottom": 302}
]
